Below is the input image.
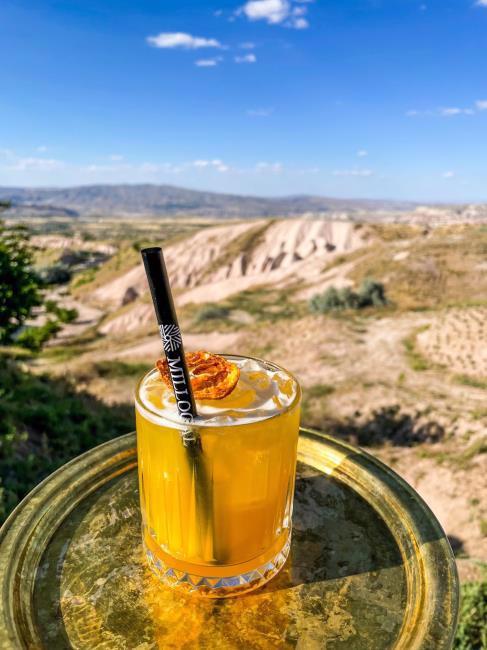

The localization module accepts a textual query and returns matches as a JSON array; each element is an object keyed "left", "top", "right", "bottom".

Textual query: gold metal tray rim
[{"left": 0, "top": 429, "right": 459, "bottom": 650}]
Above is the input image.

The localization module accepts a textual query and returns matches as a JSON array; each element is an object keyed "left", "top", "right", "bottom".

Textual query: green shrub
[
  {"left": 94, "top": 360, "right": 148, "bottom": 378},
  {"left": 310, "top": 286, "right": 344, "bottom": 312},
  {"left": 0, "top": 356, "right": 134, "bottom": 522},
  {"left": 16, "top": 320, "right": 61, "bottom": 351},
  {"left": 195, "top": 304, "right": 231, "bottom": 323},
  {"left": 455, "top": 375, "right": 487, "bottom": 390},
  {"left": 45, "top": 299, "right": 78, "bottom": 323},
  {"left": 0, "top": 221, "right": 42, "bottom": 343},
  {"left": 309, "top": 279, "right": 388, "bottom": 314},
  {"left": 358, "top": 278, "right": 388, "bottom": 307},
  {"left": 454, "top": 581, "right": 487, "bottom": 649},
  {"left": 306, "top": 384, "right": 335, "bottom": 399}
]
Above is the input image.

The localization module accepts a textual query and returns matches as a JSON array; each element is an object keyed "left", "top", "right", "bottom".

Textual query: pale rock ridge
[
  {"left": 97, "top": 219, "right": 369, "bottom": 334},
  {"left": 94, "top": 221, "right": 258, "bottom": 306}
]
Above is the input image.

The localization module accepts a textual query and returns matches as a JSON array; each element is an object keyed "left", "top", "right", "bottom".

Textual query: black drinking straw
[
  {"left": 141, "top": 247, "right": 216, "bottom": 560},
  {"left": 141, "top": 247, "right": 197, "bottom": 423}
]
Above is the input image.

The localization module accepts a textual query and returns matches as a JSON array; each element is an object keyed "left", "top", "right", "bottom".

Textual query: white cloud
[
  {"left": 84, "top": 164, "right": 127, "bottom": 173},
  {"left": 291, "top": 17, "right": 309, "bottom": 28},
  {"left": 7, "top": 157, "right": 64, "bottom": 171},
  {"left": 191, "top": 159, "right": 229, "bottom": 172},
  {"left": 442, "top": 171, "right": 455, "bottom": 178},
  {"left": 82, "top": 161, "right": 185, "bottom": 175},
  {"left": 255, "top": 161, "right": 283, "bottom": 173},
  {"left": 475, "top": 0, "right": 487, "bottom": 6},
  {"left": 214, "top": 9, "right": 223, "bottom": 16},
  {"left": 239, "top": 0, "right": 310, "bottom": 27},
  {"left": 333, "top": 169, "right": 374, "bottom": 177},
  {"left": 242, "top": 0, "right": 290, "bottom": 24},
  {"left": 109, "top": 154, "right": 124, "bottom": 161},
  {"left": 235, "top": 53, "right": 256, "bottom": 63},
  {"left": 289, "top": 4, "right": 309, "bottom": 26},
  {"left": 475, "top": 99, "right": 487, "bottom": 111},
  {"left": 239, "top": 41, "right": 256, "bottom": 49},
  {"left": 407, "top": 106, "right": 475, "bottom": 117},
  {"left": 439, "top": 107, "right": 474, "bottom": 116},
  {"left": 357, "top": 149, "right": 368, "bottom": 158},
  {"left": 36, "top": 145, "right": 48, "bottom": 153},
  {"left": 195, "top": 57, "right": 222, "bottom": 67},
  {"left": 247, "top": 107, "right": 273, "bottom": 117},
  {"left": 147, "top": 32, "right": 222, "bottom": 49}
]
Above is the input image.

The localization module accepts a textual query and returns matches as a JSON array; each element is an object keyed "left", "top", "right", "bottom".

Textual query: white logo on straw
[{"left": 160, "top": 324, "right": 182, "bottom": 352}]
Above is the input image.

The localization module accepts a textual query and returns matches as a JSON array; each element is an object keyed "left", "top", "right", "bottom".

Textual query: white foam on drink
[{"left": 138, "top": 357, "right": 298, "bottom": 426}]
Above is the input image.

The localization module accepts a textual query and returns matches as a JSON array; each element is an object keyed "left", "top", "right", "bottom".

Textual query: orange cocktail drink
[{"left": 135, "top": 354, "right": 301, "bottom": 597}]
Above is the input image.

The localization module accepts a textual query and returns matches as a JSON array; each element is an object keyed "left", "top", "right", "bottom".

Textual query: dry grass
[
  {"left": 415, "top": 308, "right": 487, "bottom": 379},
  {"left": 348, "top": 226, "right": 487, "bottom": 311},
  {"left": 402, "top": 326, "right": 432, "bottom": 371},
  {"left": 200, "top": 220, "right": 274, "bottom": 282},
  {"left": 71, "top": 222, "right": 205, "bottom": 298}
]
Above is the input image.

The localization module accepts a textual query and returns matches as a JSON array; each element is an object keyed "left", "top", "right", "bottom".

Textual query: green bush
[
  {"left": 14, "top": 300, "right": 78, "bottom": 352},
  {"left": 310, "top": 286, "right": 342, "bottom": 312},
  {"left": 0, "top": 356, "right": 134, "bottom": 522},
  {"left": 16, "top": 320, "right": 61, "bottom": 351},
  {"left": 309, "top": 279, "right": 388, "bottom": 314},
  {"left": 0, "top": 221, "right": 42, "bottom": 343},
  {"left": 358, "top": 278, "right": 388, "bottom": 307},
  {"left": 454, "top": 581, "right": 487, "bottom": 649},
  {"left": 93, "top": 360, "right": 148, "bottom": 378},
  {"left": 195, "top": 304, "right": 231, "bottom": 323},
  {"left": 45, "top": 299, "right": 78, "bottom": 323}
]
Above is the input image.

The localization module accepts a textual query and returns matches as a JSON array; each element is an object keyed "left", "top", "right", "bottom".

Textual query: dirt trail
[{"left": 44, "top": 289, "right": 105, "bottom": 343}]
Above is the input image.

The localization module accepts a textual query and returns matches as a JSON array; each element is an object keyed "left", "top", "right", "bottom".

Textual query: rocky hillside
[{"left": 86, "top": 219, "right": 368, "bottom": 335}]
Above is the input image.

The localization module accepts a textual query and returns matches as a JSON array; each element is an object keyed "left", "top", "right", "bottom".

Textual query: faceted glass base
[{"left": 144, "top": 534, "right": 291, "bottom": 598}]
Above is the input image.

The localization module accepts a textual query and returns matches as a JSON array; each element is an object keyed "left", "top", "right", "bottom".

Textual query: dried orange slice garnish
[{"left": 156, "top": 351, "right": 240, "bottom": 400}]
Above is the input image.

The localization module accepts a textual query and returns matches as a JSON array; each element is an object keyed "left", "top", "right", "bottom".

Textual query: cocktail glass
[{"left": 135, "top": 354, "right": 301, "bottom": 597}]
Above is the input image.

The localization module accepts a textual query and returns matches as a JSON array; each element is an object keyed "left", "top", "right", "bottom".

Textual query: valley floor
[{"left": 17, "top": 217, "right": 487, "bottom": 587}]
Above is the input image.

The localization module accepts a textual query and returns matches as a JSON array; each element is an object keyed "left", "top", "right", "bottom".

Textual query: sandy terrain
[{"left": 416, "top": 307, "right": 487, "bottom": 378}]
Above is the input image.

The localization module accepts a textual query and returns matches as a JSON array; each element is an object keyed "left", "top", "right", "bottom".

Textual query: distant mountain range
[{"left": 0, "top": 184, "right": 417, "bottom": 218}]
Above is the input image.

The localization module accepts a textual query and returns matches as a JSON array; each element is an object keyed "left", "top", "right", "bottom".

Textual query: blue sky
[{"left": 1, "top": 0, "right": 487, "bottom": 201}]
